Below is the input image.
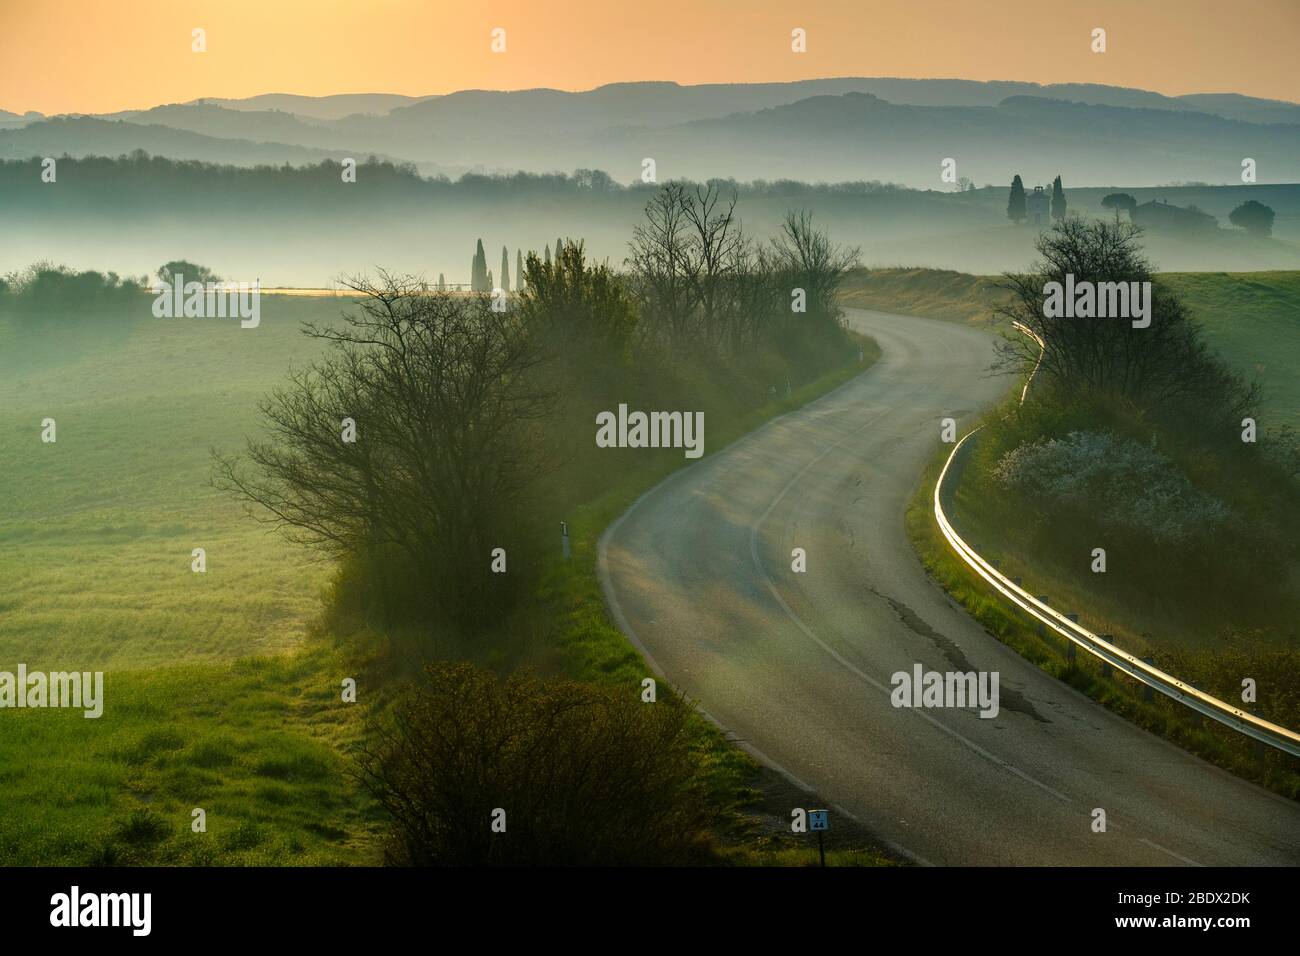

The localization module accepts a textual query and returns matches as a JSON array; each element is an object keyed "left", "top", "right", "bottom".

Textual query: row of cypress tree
[{"left": 468, "top": 238, "right": 567, "bottom": 293}]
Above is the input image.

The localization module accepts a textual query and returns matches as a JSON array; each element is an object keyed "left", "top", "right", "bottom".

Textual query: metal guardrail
[{"left": 933, "top": 324, "right": 1300, "bottom": 759}]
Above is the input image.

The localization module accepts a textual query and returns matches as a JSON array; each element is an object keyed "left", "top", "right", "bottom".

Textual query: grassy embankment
[
  {"left": 0, "top": 292, "right": 895, "bottom": 865},
  {"left": 843, "top": 267, "right": 1300, "bottom": 796}
]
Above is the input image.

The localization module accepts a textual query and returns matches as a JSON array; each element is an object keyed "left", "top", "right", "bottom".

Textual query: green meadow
[
  {"left": 0, "top": 295, "right": 382, "bottom": 864},
  {"left": 1162, "top": 271, "right": 1300, "bottom": 432}
]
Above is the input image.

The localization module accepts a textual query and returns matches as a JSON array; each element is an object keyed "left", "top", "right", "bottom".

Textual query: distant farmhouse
[
  {"left": 1132, "top": 199, "right": 1218, "bottom": 234},
  {"left": 1026, "top": 185, "right": 1050, "bottom": 226}
]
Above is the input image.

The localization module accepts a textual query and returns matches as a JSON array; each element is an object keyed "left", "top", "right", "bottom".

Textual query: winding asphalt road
[{"left": 599, "top": 308, "right": 1300, "bottom": 866}]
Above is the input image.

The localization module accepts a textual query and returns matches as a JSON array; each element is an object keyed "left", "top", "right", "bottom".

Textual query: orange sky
[{"left": 2, "top": 0, "right": 1297, "bottom": 114}]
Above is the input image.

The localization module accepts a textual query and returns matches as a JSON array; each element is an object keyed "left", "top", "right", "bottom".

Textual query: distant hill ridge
[{"left": 2, "top": 78, "right": 1297, "bottom": 187}]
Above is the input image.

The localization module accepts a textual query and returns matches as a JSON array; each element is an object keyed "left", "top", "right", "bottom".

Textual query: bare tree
[
  {"left": 771, "top": 209, "right": 861, "bottom": 324},
  {"left": 625, "top": 182, "right": 701, "bottom": 345},
  {"left": 213, "top": 272, "right": 553, "bottom": 622},
  {"left": 680, "top": 182, "right": 743, "bottom": 350}
]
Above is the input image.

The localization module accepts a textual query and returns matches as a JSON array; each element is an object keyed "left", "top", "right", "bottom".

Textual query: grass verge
[{"left": 906, "top": 432, "right": 1300, "bottom": 801}]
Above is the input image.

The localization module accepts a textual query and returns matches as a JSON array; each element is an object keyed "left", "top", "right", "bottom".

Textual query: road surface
[{"left": 599, "top": 307, "right": 1300, "bottom": 866}]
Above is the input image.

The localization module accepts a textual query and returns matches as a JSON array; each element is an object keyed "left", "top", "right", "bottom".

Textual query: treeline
[
  {"left": 0, "top": 151, "right": 912, "bottom": 209},
  {"left": 0, "top": 260, "right": 233, "bottom": 314},
  {"left": 0, "top": 262, "right": 146, "bottom": 311},
  {"left": 624, "top": 182, "right": 856, "bottom": 356}
]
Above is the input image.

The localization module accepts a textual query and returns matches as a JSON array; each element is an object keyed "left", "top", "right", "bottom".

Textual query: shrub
[
  {"left": 992, "top": 430, "right": 1231, "bottom": 543},
  {"left": 356, "top": 662, "right": 713, "bottom": 865}
]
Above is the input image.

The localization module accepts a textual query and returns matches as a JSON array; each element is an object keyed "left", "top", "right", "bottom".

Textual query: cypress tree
[
  {"left": 516, "top": 249, "right": 524, "bottom": 291},
  {"left": 1051, "top": 175, "right": 1067, "bottom": 221},
  {"left": 500, "top": 246, "right": 510, "bottom": 293},
  {"left": 473, "top": 239, "right": 488, "bottom": 291},
  {"left": 544, "top": 244, "right": 551, "bottom": 267},
  {"left": 1007, "top": 174, "right": 1026, "bottom": 223}
]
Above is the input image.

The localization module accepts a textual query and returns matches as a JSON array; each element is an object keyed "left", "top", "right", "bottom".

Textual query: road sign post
[{"left": 809, "top": 809, "right": 829, "bottom": 867}]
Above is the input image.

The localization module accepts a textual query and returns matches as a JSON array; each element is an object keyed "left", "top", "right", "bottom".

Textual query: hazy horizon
[
  {"left": 7, "top": 72, "right": 1300, "bottom": 119},
  {"left": 3, "top": 0, "right": 1298, "bottom": 115}
]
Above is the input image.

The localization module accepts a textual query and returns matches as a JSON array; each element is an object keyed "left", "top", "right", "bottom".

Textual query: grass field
[
  {"left": 0, "top": 295, "right": 387, "bottom": 864},
  {"left": 0, "top": 292, "right": 892, "bottom": 865},
  {"left": 0, "top": 298, "right": 345, "bottom": 669},
  {"left": 1162, "top": 271, "right": 1300, "bottom": 431}
]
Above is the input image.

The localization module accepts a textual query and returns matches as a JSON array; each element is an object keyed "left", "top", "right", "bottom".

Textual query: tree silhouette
[
  {"left": 1229, "top": 200, "right": 1275, "bottom": 237},
  {"left": 1051, "top": 175, "right": 1067, "bottom": 221},
  {"left": 472, "top": 239, "right": 488, "bottom": 292},
  {"left": 157, "top": 260, "right": 220, "bottom": 285},
  {"left": 1101, "top": 193, "right": 1137, "bottom": 219},
  {"left": 1007, "top": 175, "right": 1026, "bottom": 223}
]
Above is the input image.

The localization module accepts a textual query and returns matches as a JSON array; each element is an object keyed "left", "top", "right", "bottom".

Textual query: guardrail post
[
  {"left": 1140, "top": 657, "right": 1155, "bottom": 702},
  {"left": 1190, "top": 683, "right": 1205, "bottom": 727}
]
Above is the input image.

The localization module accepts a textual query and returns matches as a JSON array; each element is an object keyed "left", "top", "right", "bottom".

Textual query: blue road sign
[{"left": 809, "top": 809, "right": 829, "bottom": 832}]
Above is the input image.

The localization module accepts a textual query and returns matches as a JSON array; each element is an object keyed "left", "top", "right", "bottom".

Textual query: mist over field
[
  {"left": 5, "top": 77, "right": 1300, "bottom": 284},
  {"left": 3, "top": 159, "right": 1299, "bottom": 286}
]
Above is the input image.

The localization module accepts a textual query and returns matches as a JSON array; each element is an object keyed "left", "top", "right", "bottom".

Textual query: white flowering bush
[{"left": 991, "top": 431, "right": 1231, "bottom": 543}]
